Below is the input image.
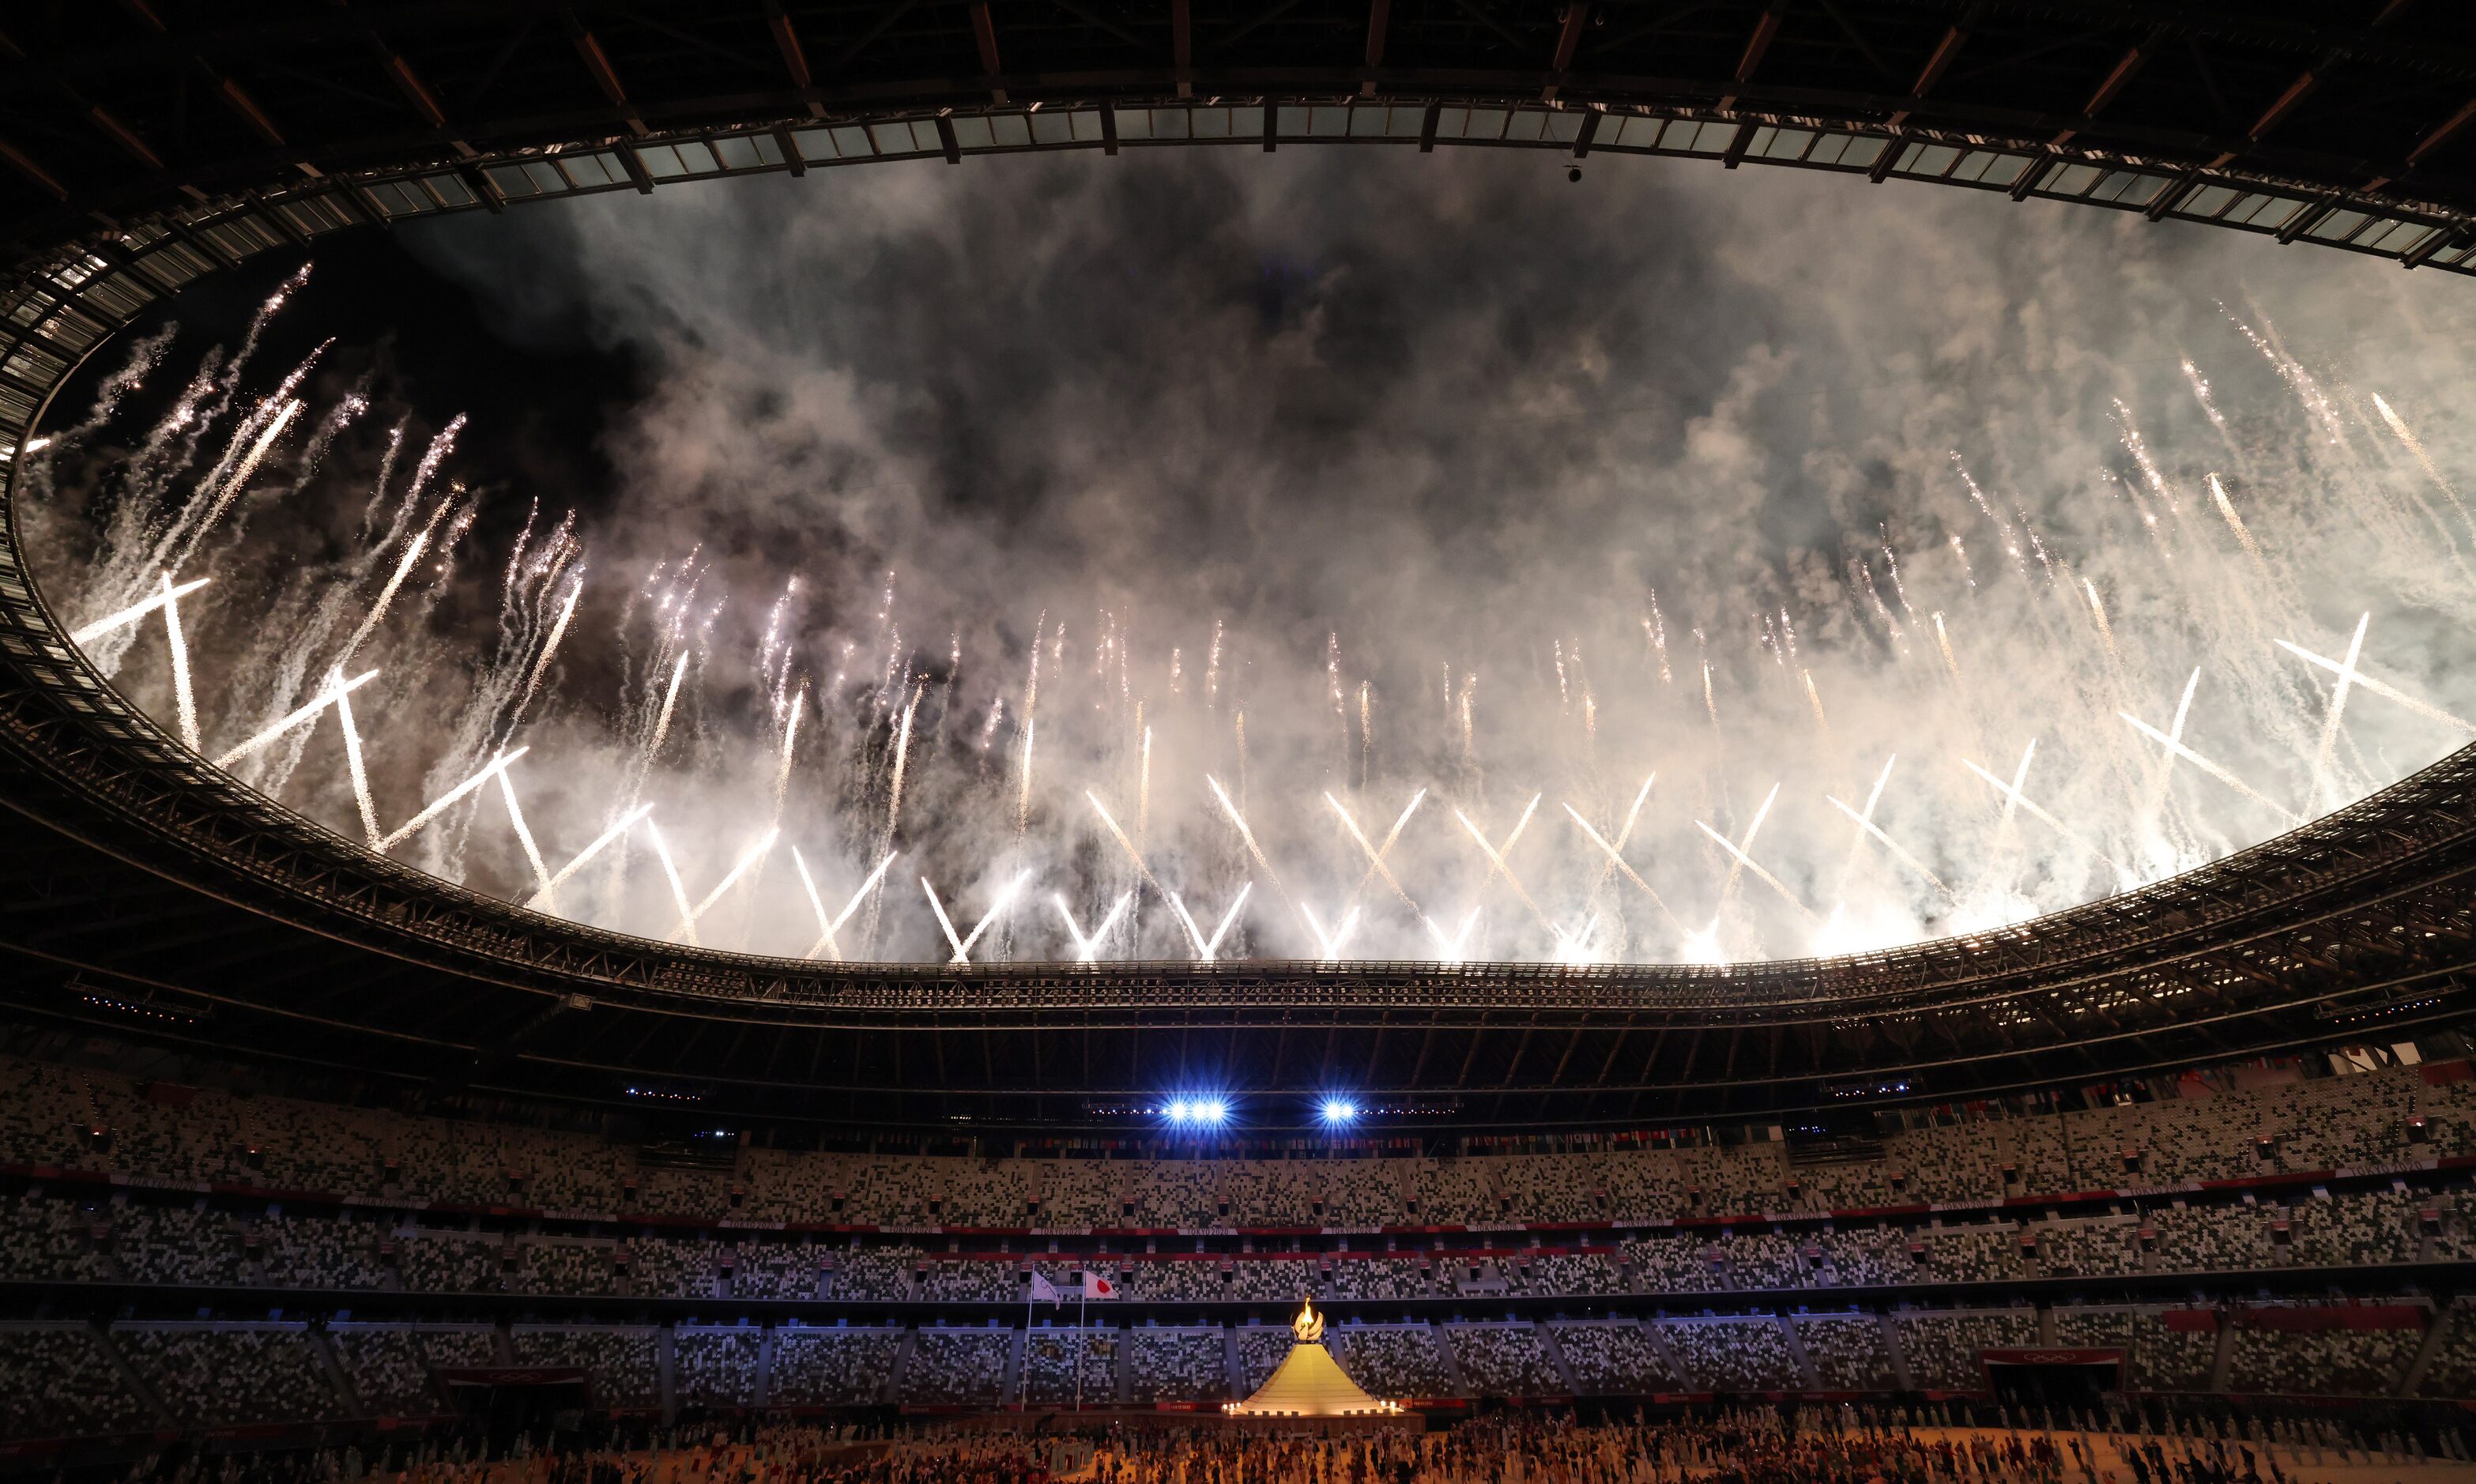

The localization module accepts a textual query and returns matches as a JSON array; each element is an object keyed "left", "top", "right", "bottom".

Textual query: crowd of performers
[{"left": 80, "top": 1410, "right": 2453, "bottom": 1484}]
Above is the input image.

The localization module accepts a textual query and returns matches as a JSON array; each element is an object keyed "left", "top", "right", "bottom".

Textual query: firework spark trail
[
  {"left": 2372, "top": 392, "right": 2476, "bottom": 543},
  {"left": 1693, "top": 817, "right": 1815, "bottom": 922},
  {"left": 790, "top": 847, "right": 896, "bottom": 961},
  {"left": 880, "top": 685, "right": 918, "bottom": 838},
  {"left": 2277, "top": 637, "right": 2476, "bottom": 736},
  {"left": 1300, "top": 904, "right": 1362, "bottom": 962},
  {"left": 1952, "top": 455, "right": 2028, "bottom": 580},
  {"left": 1328, "top": 789, "right": 1426, "bottom": 918},
  {"left": 1562, "top": 803, "right": 1687, "bottom": 936},
  {"left": 1016, "top": 615, "right": 1044, "bottom": 834},
  {"left": 1694, "top": 784, "right": 1806, "bottom": 925},
  {"left": 648, "top": 651, "right": 689, "bottom": 760},
  {"left": 1961, "top": 759, "right": 2132, "bottom": 882},
  {"left": 673, "top": 827, "right": 781, "bottom": 941},
  {"left": 506, "top": 573, "right": 583, "bottom": 735},
  {"left": 1423, "top": 908, "right": 1482, "bottom": 964},
  {"left": 337, "top": 495, "right": 458, "bottom": 663},
  {"left": 2082, "top": 579, "right": 2121, "bottom": 664},
  {"left": 1573, "top": 772, "right": 1658, "bottom": 907},
  {"left": 2117, "top": 709, "right": 2302, "bottom": 824},
  {"left": 496, "top": 768, "right": 556, "bottom": 902},
  {"left": 1642, "top": 593, "right": 1671, "bottom": 683},
  {"left": 376, "top": 747, "right": 527, "bottom": 853},
  {"left": 1837, "top": 755, "right": 1898, "bottom": 883},
  {"left": 921, "top": 873, "right": 1023, "bottom": 963},
  {"left": 68, "top": 577, "right": 211, "bottom": 646},
  {"left": 149, "top": 574, "right": 202, "bottom": 751},
  {"left": 533, "top": 804, "right": 656, "bottom": 908},
  {"left": 333, "top": 672, "right": 380, "bottom": 847},
  {"left": 1801, "top": 670, "right": 1837, "bottom": 761},
  {"left": 1087, "top": 791, "right": 1167, "bottom": 897},
  {"left": 2183, "top": 359, "right": 2234, "bottom": 449},
  {"left": 1823, "top": 794, "right": 1955, "bottom": 901},
  {"left": 1207, "top": 773, "right": 1299, "bottom": 922},
  {"left": 1453, "top": 800, "right": 1553, "bottom": 932},
  {"left": 1549, "top": 913, "right": 1604, "bottom": 965},
  {"left": 213, "top": 669, "right": 379, "bottom": 768},
  {"left": 2139, "top": 669, "right": 2203, "bottom": 837},
  {"left": 646, "top": 823, "right": 699, "bottom": 944},
  {"left": 163, "top": 397, "right": 304, "bottom": 575},
  {"left": 773, "top": 683, "right": 808, "bottom": 819},
  {"left": 2207, "top": 474, "right": 2267, "bottom": 570},
  {"left": 1931, "top": 612, "right": 1961, "bottom": 680},
  {"left": 2301, "top": 612, "right": 2372, "bottom": 813},
  {"left": 1167, "top": 883, "right": 1251, "bottom": 963},
  {"left": 1053, "top": 892, "right": 1134, "bottom": 964},
  {"left": 1137, "top": 724, "right": 1153, "bottom": 844}
]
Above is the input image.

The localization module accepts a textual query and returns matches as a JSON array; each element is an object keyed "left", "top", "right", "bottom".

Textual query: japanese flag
[{"left": 1083, "top": 1271, "right": 1118, "bottom": 1299}]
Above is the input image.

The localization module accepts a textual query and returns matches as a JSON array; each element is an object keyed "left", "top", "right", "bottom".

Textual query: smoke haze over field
[{"left": 24, "top": 145, "right": 2476, "bottom": 966}]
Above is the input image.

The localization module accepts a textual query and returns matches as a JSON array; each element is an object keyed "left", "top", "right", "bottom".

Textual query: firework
[
  {"left": 2207, "top": 474, "right": 2266, "bottom": 568},
  {"left": 923, "top": 872, "right": 1024, "bottom": 964},
  {"left": 1453, "top": 800, "right": 1551, "bottom": 931},
  {"left": 2305, "top": 612, "right": 2369, "bottom": 814},
  {"left": 790, "top": 847, "right": 897, "bottom": 961},
  {"left": 1423, "top": 908, "right": 1482, "bottom": 965},
  {"left": 1207, "top": 773, "right": 1295, "bottom": 917},
  {"left": 69, "top": 576, "right": 210, "bottom": 645},
  {"left": 1300, "top": 903, "right": 1362, "bottom": 962},
  {"left": 1563, "top": 801, "right": 1686, "bottom": 937},
  {"left": 337, "top": 495, "right": 456, "bottom": 663},
  {"left": 496, "top": 767, "right": 555, "bottom": 900},
  {"left": 1823, "top": 793, "right": 1954, "bottom": 901},
  {"left": 1053, "top": 891, "right": 1134, "bottom": 965},
  {"left": 157, "top": 574, "right": 199, "bottom": 750},
  {"left": 1694, "top": 795, "right": 1815, "bottom": 922},
  {"left": 2372, "top": 392, "right": 2474, "bottom": 540},
  {"left": 676, "top": 827, "right": 781, "bottom": 940},
  {"left": 646, "top": 822, "right": 698, "bottom": 942},
  {"left": 334, "top": 671, "right": 380, "bottom": 846},
  {"left": 1327, "top": 789, "right": 1424, "bottom": 918},
  {"left": 214, "top": 669, "right": 379, "bottom": 768},
  {"left": 376, "top": 746, "right": 527, "bottom": 853},
  {"left": 531, "top": 804, "right": 656, "bottom": 909},
  {"left": 648, "top": 651, "right": 689, "bottom": 760},
  {"left": 1167, "top": 882, "right": 1252, "bottom": 964},
  {"left": 1961, "top": 759, "right": 2132, "bottom": 883},
  {"left": 1087, "top": 790, "right": 1166, "bottom": 895},
  {"left": 2277, "top": 634, "right": 2476, "bottom": 738}
]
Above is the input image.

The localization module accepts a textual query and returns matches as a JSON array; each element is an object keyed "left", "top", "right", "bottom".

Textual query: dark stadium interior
[{"left": 5, "top": 0, "right": 2476, "bottom": 1474}]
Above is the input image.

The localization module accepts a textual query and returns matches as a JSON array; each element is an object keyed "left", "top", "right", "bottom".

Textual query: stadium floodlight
[
  {"left": 1198, "top": 1099, "right": 1228, "bottom": 1124},
  {"left": 1321, "top": 1098, "right": 1359, "bottom": 1125},
  {"left": 1166, "top": 1099, "right": 1193, "bottom": 1124}
]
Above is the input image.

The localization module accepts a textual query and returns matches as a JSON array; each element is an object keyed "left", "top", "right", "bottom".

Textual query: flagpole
[{"left": 1074, "top": 1284, "right": 1086, "bottom": 1412}]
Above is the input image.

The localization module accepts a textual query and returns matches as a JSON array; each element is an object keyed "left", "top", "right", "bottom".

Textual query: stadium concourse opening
[{"left": 6, "top": 0, "right": 2476, "bottom": 1476}]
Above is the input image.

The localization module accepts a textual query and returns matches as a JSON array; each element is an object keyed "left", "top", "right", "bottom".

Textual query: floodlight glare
[
  {"left": 1166, "top": 1099, "right": 1192, "bottom": 1123},
  {"left": 1200, "top": 1099, "right": 1228, "bottom": 1123},
  {"left": 1321, "top": 1098, "right": 1358, "bottom": 1124}
]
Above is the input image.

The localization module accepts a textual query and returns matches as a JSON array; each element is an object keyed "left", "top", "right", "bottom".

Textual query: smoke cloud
[{"left": 25, "top": 145, "right": 2476, "bottom": 967}]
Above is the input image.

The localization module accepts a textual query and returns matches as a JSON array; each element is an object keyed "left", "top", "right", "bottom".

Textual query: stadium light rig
[
  {"left": 1163, "top": 1097, "right": 1230, "bottom": 1127},
  {"left": 1319, "top": 1098, "right": 1359, "bottom": 1126}
]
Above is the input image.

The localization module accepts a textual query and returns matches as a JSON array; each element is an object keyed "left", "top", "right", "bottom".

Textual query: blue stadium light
[
  {"left": 1321, "top": 1098, "right": 1359, "bottom": 1125},
  {"left": 1163, "top": 1094, "right": 1229, "bottom": 1128}
]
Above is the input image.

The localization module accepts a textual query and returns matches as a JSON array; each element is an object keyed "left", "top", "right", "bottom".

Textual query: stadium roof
[
  {"left": 0, "top": 2, "right": 2473, "bottom": 1134},
  {"left": 0, "top": 2, "right": 2473, "bottom": 277}
]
